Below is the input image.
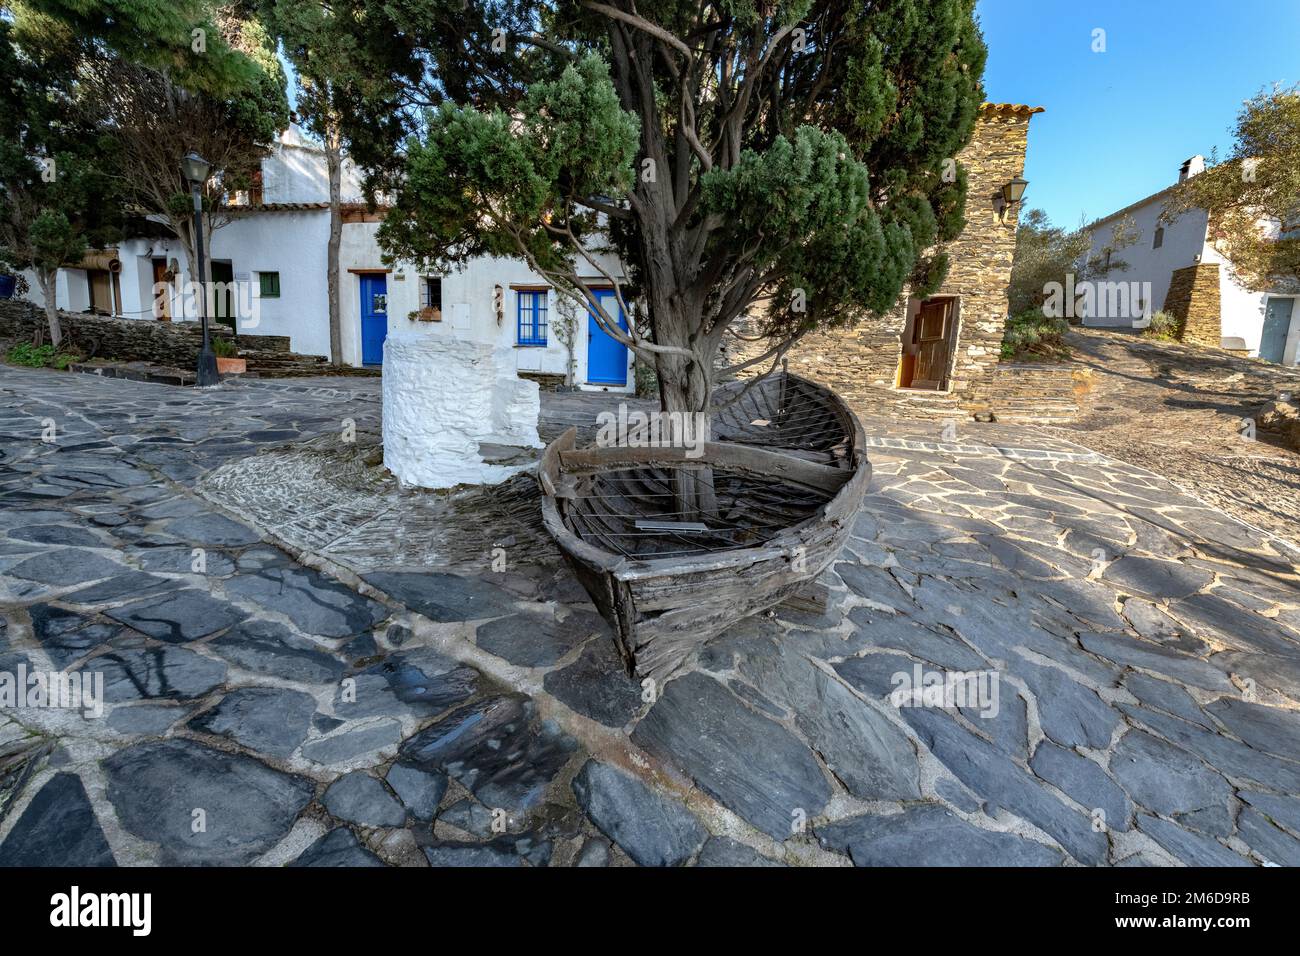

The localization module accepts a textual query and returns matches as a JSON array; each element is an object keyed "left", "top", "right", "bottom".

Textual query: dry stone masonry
[{"left": 721, "top": 103, "right": 1041, "bottom": 410}]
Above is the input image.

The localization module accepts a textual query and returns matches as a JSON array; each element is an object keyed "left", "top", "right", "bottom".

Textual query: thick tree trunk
[
  {"left": 325, "top": 117, "right": 343, "bottom": 365},
  {"left": 36, "top": 268, "right": 61, "bottom": 348}
]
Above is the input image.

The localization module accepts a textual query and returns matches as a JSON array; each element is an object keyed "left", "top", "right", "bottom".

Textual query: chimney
[{"left": 1178, "top": 155, "right": 1206, "bottom": 183}]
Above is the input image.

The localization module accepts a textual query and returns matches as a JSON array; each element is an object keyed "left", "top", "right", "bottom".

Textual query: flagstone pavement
[{"left": 1, "top": 364, "right": 1299, "bottom": 867}]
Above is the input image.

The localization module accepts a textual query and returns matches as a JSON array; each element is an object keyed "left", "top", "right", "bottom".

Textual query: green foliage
[
  {"left": 5, "top": 342, "right": 77, "bottom": 367},
  {"left": 379, "top": 53, "right": 640, "bottom": 276},
  {"left": 211, "top": 335, "right": 238, "bottom": 357},
  {"left": 1007, "top": 209, "right": 1140, "bottom": 319},
  {"left": 1144, "top": 310, "right": 1180, "bottom": 341},
  {"left": 1001, "top": 308, "right": 1070, "bottom": 361},
  {"left": 1167, "top": 84, "right": 1300, "bottom": 290},
  {"left": 342, "top": 0, "right": 987, "bottom": 409},
  {"left": 0, "top": 15, "right": 125, "bottom": 342}
]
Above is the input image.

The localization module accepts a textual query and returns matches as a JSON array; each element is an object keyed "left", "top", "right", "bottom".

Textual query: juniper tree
[{"left": 342, "top": 0, "right": 987, "bottom": 413}]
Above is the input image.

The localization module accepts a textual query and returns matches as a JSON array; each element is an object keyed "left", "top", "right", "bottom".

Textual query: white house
[
  {"left": 20, "top": 126, "right": 637, "bottom": 392},
  {"left": 1082, "top": 155, "right": 1299, "bottom": 366}
]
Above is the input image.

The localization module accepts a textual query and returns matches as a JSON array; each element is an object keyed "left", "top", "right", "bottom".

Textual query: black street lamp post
[{"left": 182, "top": 151, "right": 219, "bottom": 386}]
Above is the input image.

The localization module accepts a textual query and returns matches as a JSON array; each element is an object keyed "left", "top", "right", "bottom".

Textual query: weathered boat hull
[{"left": 538, "top": 373, "right": 870, "bottom": 682}]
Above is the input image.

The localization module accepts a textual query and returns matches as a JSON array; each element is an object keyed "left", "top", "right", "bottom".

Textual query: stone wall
[
  {"left": 719, "top": 104, "right": 1038, "bottom": 407},
  {"left": 1163, "top": 263, "right": 1222, "bottom": 348},
  {"left": 0, "top": 299, "right": 359, "bottom": 377}
]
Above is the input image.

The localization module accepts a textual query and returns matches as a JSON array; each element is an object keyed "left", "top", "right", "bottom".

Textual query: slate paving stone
[
  {"left": 83, "top": 646, "right": 228, "bottom": 703},
  {"left": 818, "top": 804, "right": 1064, "bottom": 867},
  {"left": 571, "top": 760, "right": 706, "bottom": 867},
  {"left": 935, "top": 776, "right": 984, "bottom": 813},
  {"left": 1013, "top": 655, "right": 1120, "bottom": 749},
  {"left": 422, "top": 840, "right": 524, "bottom": 867},
  {"left": 1121, "top": 673, "right": 1214, "bottom": 729},
  {"left": 736, "top": 638, "right": 921, "bottom": 801},
  {"left": 903, "top": 707, "right": 1108, "bottom": 865},
  {"left": 1204, "top": 697, "right": 1300, "bottom": 759},
  {"left": 848, "top": 607, "right": 987, "bottom": 671},
  {"left": 362, "top": 570, "right": 519, "bottom": 623},
  {"left": 61, "top": 571, "right": 178, "bottom": 606},
  {"left": 475, "top": 610, "right": 603, "bottom": 667},
  {"left": 1238, "top": 791, "right": 1300, "bottom": 837},
  {"left": 163, "top": 513, "right": 263, "bottom": 547},
  {"left": 102, "top": 739, "right": 314, "bottom": 865},
  {"left": 630, "top": 671, "right": 832, "bottom": 840},
  {"left": 335, "top": 650, "right": 478, "bottom": 720},
  {"left": 322, "top": 772, "right": 407, "bottom": 827},
  {"left": 6, "top": 549, "right": 125, "bottom": 587},
  {"left": 0, "top": 772, "right": 116, "bottom": 867},
  {"left": 301, "top": 720, "right": 403, "bottom": 765},
  {"left": 1078, "top": 632, "right": 1234, "bottom": 692},
  {"left": 28, "top": 605, "right": 118, "bottom": 668},
  {"left": 291, "top": 827, "right": 386, "bottom": 867},
  {"left": 105, "top": 588, "right": 248, "bottom": 643},
  {"left": 208, "top": 620, "right": 345, "bottom": 684},
  {"left": 1237, "top": 808, "right": 1300, "bottom": 865},
  {"left": 695, "top": 836, "right": 783, "bottom": 867},
  {"left": 543, "top": 640, "right": 643, "bottom": 728},
  {"left": 1110, "top": 730, "right": 1233, "bottom": 832},
  {"left": 385, "top": 763, "right": 447, "bottom": 822},
  {"left": 1134, "top": 814, "right": 1253, "bottom": 867},
  {"left": 107, "top": 702, "right": 191, "bottom": 735},
  {"left": 833, "top": 653, "right": 915, "bottom": 698},
  {"left": 399, "top": 695, "right": 577, "bottom": 813},
  {"left": 1117, "top": 703, "right": 1300, "bottom": 794},
  {"left": 437, "top": 798, "right": 496, "bottom": 837},
  {"left": 1210, "top": 650, "right": 1300, "bottom": 701},
  {"left": 834, "top": 562, "right": 916, "bottom": 607},
  {"left": 226, "top": 567, "right": 387, "bottom": 638},
  {"left": 1168, "top": 592, "right": 1300, "bottom": 658},
  {"left": 189, "top": 687, "right": 317, "bottom": 757},
  {"left": 1103, "top": 556, "right": 1214, "bottom": 600},
  {"left": 8, "top": 524, "right": 103, "bottom": 547},
  {"left": 1030, "top": 741, "right": 1132, "bottom": 831},
  {"left": 133, "top": 546, "right": 237, "bottom": 576},
  {"left": 961, "top": 685, "right": 1029, "bottom": 761},
  {"left": 575, "top": 839, "right": 611, "bottom": 867}
]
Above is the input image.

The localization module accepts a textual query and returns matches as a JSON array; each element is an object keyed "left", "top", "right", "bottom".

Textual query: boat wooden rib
[{"left": 538, "top": 371, "right": 871, "bottom": 682}]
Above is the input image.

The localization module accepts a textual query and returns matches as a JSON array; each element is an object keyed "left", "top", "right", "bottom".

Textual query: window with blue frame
[{"left": 516, "top": 289, "right": 548, "bottom": 345}]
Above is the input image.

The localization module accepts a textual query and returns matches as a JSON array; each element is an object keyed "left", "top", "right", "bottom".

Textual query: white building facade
[
  {"left": 20, "top": 127, "right": 637, "bottom": 392},
  {"left": 1082, "top": 155, "right": 1299, "bottom": 366}
]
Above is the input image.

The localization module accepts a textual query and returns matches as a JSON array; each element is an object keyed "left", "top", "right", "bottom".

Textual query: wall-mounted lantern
[{"left": 998, "top": 176, "right": 1029, "bottom": 225}]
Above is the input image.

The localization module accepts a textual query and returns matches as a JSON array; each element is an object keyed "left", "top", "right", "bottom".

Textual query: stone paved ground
[
  {"left": 1050, "top": 328, "right": 1300, "bottom": 546},
  {"left": 2, "top": 364, "right": 1300, "bottom": 867}
]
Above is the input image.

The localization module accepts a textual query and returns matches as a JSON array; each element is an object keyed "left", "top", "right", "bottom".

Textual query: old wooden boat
[{"left": 538, "top": 371, "right": 870, "bottom": 681}]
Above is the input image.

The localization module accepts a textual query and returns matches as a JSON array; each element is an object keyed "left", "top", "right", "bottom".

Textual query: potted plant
[{"left": 211, "top": 335, "right": 246, "bottom": 375}]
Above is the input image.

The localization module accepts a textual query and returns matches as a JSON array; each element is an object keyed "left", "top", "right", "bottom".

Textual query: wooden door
[
  {"left": 152, "top": 259, "right": 172, "bottom": 320},
  {"left": 912, "top": 299, "right": 954, "bottom": 389}
]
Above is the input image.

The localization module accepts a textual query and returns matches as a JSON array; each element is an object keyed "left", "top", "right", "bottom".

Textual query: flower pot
[{"left": 215, "top": 356, "right": 246, "bottom": 375}]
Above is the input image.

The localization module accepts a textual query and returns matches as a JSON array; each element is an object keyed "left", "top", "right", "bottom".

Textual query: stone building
[{"left": 720, "top": 102, "right": 1044, "bottom": 410}]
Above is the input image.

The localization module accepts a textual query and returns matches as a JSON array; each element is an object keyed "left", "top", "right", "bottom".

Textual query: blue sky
[{"left": 976, "top": 0, "right": 1300, "bottom": 229}]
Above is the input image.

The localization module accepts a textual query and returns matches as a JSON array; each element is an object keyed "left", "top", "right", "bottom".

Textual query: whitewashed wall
[{"left": 1082, "top": 200, "right": 1209, "bottom": 328}]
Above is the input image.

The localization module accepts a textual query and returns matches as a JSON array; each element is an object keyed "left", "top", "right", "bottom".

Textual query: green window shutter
[{"left": 259, "top": 272, "right": 280, "bottom": 297}]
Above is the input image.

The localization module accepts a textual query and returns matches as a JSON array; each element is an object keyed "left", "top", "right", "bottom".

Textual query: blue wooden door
[
  {"left": 1260, "top": 297, "right": 1294, "bottom": 364},
  {"left": 586, "top": 289, "right": 628, "bottom": 385},
  {"left": 360, "top": 274, "right": 388, "bottom": 366}
]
